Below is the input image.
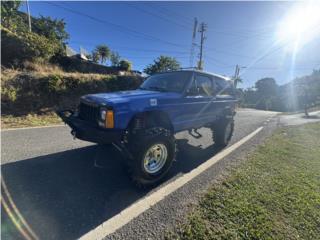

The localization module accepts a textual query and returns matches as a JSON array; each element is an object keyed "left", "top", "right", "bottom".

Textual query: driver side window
[{"left": 192, "top": 74, "right": 214, "bottom": 97}]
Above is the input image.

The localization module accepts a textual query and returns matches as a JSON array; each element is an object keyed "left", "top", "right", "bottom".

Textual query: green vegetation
[
  {"left": 144, "top": 55, "right": 181, "bottom": 75},
  {"left": 0, "top": 2, "right": 142, "bottom": 128},
  {"left": 1, "top": 67, "right": 142, "bottom": 117},
  {"left": 1, "top": 1, "right": 68, "bottom": 67},
  {"left": 1, "top": 113, "right": 62, "bottom": 129},
  {"left": 92, "top": 44, "right": 111, "bottom": 64},
  {"left": 119, "top": 59, "right": 132, "bottom": 71},
  {"left": 167, "top": 123, "right": 320, "bottom": 240},
  {"left": 240, "top": 70, "right": 320, "bottom": 114},
  {"left": 110, "top": 51, "right": 121, "bottom": 67},
  {"left": 2, "top": 27, "right": 60, "bottom": 64},
  {"left": 1, "top": 1, "right": 132, "bottom": 71}
]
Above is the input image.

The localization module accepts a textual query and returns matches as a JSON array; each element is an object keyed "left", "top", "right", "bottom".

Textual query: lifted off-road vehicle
[{"left": 57, "top": 70, "right": 237, "bottom": 186}]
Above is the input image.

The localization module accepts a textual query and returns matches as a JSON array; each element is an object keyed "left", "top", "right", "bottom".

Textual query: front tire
[{"left": 127, "top": 128, "right": 176, "bottom": 187}]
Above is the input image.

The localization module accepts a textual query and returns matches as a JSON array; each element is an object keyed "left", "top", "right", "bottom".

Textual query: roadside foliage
[{"left": 167, "top": 123, "right": 320, "bottom": 240}]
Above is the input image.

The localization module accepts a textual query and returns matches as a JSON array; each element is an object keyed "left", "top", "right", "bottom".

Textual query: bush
[
  {"left": 1, "top": 27, "right": 60, "bottom": 67},
  {"left": 46, "top": 74, "right": 66, "bottom": 93},
  {"left": 53, "top": 56, "right": 122, "bottom": 74},
  {"left": 1, "top": 69, "right": 143, "bottom": 116},
  {"left": 119, "top": 60, "right": 132, "bottom": 71}
]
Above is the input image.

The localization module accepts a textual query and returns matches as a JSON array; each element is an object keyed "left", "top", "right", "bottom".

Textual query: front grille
[{"left": 79, "top": 102, "right": 99, "bottom": 123}]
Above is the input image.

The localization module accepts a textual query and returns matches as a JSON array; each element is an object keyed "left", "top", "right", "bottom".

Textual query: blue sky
[{"left": 20, "top": 1, "right": 320, "bottom": 88}]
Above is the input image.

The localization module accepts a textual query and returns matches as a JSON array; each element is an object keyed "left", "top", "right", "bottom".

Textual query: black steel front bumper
[{"left": 56, "top": 110, "right": 124, "bottom": 144}]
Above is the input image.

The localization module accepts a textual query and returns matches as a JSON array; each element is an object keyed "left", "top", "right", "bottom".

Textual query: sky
[{"left": 20, "top": 1, "right": 320, "bottom": 88}]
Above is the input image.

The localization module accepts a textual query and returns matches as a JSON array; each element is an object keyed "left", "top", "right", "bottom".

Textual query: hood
[{"left": 81, "top": 89, "right": 180, "bottom": 105}]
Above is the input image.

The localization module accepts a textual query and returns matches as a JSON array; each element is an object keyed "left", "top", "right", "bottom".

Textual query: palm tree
[
  {"left": 94, "top": 44, "right": 110, "bottom": 65},
  {"left": 91, "top": 50, "right": 99, "bottom": 63}
]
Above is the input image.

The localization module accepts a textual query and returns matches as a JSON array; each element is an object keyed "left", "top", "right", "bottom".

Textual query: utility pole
[
  {"left": 189, "top": 18, "right": 198, "bottom": 68},
  {"left": 197, "top": 22, "right": 207, "bottom": 70},
  {"left": 234, "top": 64, "right": 240, "bottom": 79},
  {"left": 233, "top": 65, "right": 246, "bottom": 87},
  {"left": 26, "top": 0, "right": 32, "bottom": 32}
]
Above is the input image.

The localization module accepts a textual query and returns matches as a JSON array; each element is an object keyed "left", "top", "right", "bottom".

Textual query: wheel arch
[{"left": 127, "top": 110, "right": 174, "bottom": 133}]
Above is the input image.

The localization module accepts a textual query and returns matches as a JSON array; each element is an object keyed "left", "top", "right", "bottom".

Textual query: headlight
[{"left": 100, "top": 110, "right": 107, "bottom": 120}]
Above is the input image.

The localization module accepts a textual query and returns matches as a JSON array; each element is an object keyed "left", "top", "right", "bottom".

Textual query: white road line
[
  {"left": 1, "top": 124, "right": 65, "bottom": 132},
  {"left": 80, "top": 126, "right": 264, "bottom": 240}
]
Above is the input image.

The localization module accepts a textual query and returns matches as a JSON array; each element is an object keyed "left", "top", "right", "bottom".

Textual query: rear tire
[
  {"left": 126, "top": 127, "right": 176, "bottom": 187},
  {"left": 212, "top": 118, "right": 234, "bottom": 147}
]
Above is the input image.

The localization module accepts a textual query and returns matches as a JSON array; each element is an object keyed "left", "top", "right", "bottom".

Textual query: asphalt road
[{"left": 1, "top": 109, "right": 278, "bottom": 240}]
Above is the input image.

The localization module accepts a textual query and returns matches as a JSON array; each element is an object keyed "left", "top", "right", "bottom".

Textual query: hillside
[{"left": 1, "top": 65, "right": 142, "bottom": 116}]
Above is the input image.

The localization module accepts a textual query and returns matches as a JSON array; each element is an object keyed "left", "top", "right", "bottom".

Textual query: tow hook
[
  {"left": 71, "top": 130, "right": 76, "bottom": 140},
  {"left": 188, "top": 128, "right": 202, "bottom": 139}
]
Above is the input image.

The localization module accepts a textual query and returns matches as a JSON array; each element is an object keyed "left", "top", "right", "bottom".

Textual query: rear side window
[{"left": 214, "top": 77, "right": 234, "bottom": 96}]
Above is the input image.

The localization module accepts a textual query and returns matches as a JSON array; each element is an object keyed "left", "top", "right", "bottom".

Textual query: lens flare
[{"left": 276, "top": 2, "right": 320, "bottom": 52}]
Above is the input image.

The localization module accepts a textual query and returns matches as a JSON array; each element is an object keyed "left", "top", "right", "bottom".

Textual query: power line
[
  {"left": 69, "top": 40, "right": 190, "bottom": 54},
  {"left": 45, "top": 1, "right": 189, "bottom": 49},
  {"left": 205, "top": 47, "right": 254, "bottom": 59},
  {"left": 239, "top": 39, "right": 320, "bottom": 76},
  {"left": 126, "top": 3, "right": 191, "bottom": 30},
  {"left": 206, "top": 26, "right": 274, "bottom": 39},
  {"left": 205, "top": 56, "right": 235, "bottom": 68},
  {"left": 121, "top": 55, "right": 190, "bottom": 60},
  {"left": 45, "top": 1, "right": 320, "bottom": 72},
  {"left": 151, "top": 4, "right": 194, "bottom": 26},
  {"left": 128, "top": 2, "right": 275, "bottom": 41}
]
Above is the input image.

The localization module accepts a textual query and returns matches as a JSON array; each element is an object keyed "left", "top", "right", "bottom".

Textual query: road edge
[{"left": 80, "top": 127, "right": 264, "bottom": 240}]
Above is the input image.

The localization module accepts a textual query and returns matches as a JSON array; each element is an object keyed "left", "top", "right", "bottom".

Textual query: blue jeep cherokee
[{"left": 57, "top": 70, "right": 237, "bottom": 186}]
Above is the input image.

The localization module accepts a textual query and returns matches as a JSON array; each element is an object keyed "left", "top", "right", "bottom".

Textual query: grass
[
  {"left": 1, "top": 65, "right": 116, "bottom": 83},
  {"left": 1, "top": 63, "right": 142, "bottom": 124},
  {"left": 1, "top": 112, "right": 62, "bottom": 129},
  {"left": 167, "top": 123, "right": 320, "bottom": 240}
]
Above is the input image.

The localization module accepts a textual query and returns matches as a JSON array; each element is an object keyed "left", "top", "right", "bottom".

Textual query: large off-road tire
[
  {"left": 126, "top": 127, "right": 176, "bottom": 187},
  {"left": 212, "top": 118, "right": 234, "bottom": 147}
]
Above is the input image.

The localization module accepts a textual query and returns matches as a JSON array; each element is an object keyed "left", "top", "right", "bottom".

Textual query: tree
[
  {"left": 33, "top": 16, "right": 69, "bottom": 44},
  {"left": 110, "top": 51, "right": 121, "bottom": 67},
  {"left": 243, "top": 88, "right": 259, "bottom": 108},
  {"left": 94, "top": 44, "right": 110, "bottom": 65},
  {"left": 1, "top": 0, "right": 23, "bottom": 31},
  {"left": 254, "top": 78, "right": 278, "bottom": 110},
  {"left": 91, "top": 50, "right": 99, "bottom": 63},
  {"left": 255, "top": 78, "right": 278, "bottom": 97},
  {"left": 2, "top": 27, "right": 60, "bottom": 66},
  {"left": 1, "top": 1, "right": 22, "bottom": 19},
  {"left": 293, "top": 69, "right": 320, "bottom": 116},
  {"left": 119, "top": 59, "right": 132, "bottom": 71},
  {"left": 144, "top": 55, "right": 180, "bottom": 75}
]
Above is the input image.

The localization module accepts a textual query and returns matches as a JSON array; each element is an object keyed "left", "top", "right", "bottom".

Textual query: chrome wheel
[{"left": 143, "top": 144, "right": 168, "bottom": 174}]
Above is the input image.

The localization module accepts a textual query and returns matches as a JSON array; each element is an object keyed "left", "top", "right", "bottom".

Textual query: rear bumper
[{"left": 56, "top": 110, "right": 123, "bottom": 144}]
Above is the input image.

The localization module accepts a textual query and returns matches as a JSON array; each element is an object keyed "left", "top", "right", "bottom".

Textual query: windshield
[{"left": 140, "top": 72, "right": 192, "bottom": 93}]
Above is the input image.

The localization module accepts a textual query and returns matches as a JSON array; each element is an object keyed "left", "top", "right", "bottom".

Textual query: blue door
[{"left": 174, "top": 73, "right": 215, "bottom": 131}]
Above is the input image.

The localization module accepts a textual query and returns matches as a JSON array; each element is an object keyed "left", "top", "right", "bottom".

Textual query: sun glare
[{"left": 276, "top": 2, "right": 320, "bottom": 51}]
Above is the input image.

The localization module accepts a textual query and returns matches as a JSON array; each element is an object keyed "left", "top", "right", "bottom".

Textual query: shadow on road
[{"left": 1, "top": 136, "right": 220, "bottom": 240}]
